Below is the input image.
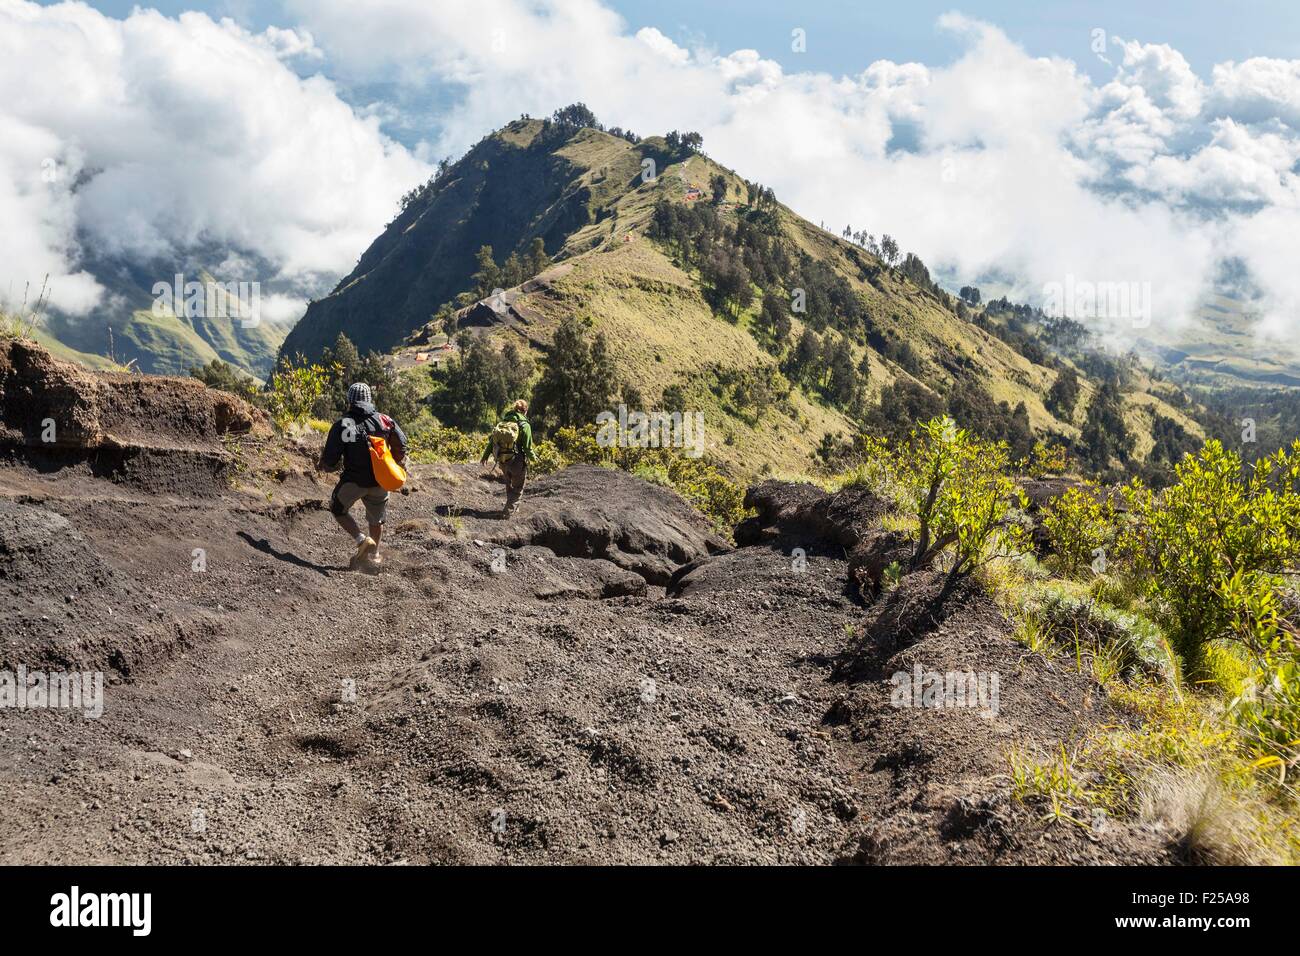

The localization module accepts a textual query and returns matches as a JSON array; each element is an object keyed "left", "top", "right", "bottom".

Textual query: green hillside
[
  {"left": 282, "top": 113, "right": 1214, "bottom": 479},
  {"left": 280, "top": 120, "right": 649, "bottom": 359},
  {"left": 1135, "top": 292, "right": 1300, "bottom": 390}
]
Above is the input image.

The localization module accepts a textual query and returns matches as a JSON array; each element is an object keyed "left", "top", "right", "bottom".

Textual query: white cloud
[
  {"left": 1210, "top": 57, "right": 1300, "bottom": 127},
  {"left": 635, "top": 27, "right": 689, "bottom": 67},
  {"left": 0, "top": 0, "right": 428, "bottom": 317},
  {"left": 257, "top": 25, "right": 324, "bottom": 62},
  {"left": 0, "top": 113, "right": 103, "bottom": 314},
  {"left": 1112, "top": 39, "right": 1205, "bottom": 120},
  {"left": 1130, "top": 118, "right": 1300, "bottom": 205}
]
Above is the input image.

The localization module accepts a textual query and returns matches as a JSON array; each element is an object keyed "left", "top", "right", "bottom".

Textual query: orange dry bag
[{"left": 368, "top": 434, "right": 407, "bottom": 491}]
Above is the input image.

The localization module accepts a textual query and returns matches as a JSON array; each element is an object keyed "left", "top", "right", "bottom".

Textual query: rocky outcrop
[
  {"left": 482, "top": 464, "right": 729, "bottom": 585},
  {"left": 0, "top": 339, "right": 270, "bottom": 493},
  {"left": 736, "top": 480, "right": 886, "bottom": 549},
  {"left": 736, "top": 479, "right": 909, "bottom": 597},
  {"left": 0, "top": 339, "right": 269, "bottom": 452}
]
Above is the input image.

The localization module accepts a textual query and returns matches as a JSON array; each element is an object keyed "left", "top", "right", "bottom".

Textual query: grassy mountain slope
[
  {"left": 285, "top": 116, "right": 1209, "bottom": 477},
  {"left": 509, "top": 241, "right": 854, "bottom": 474},
  {"left": 16, "top": 327, "right": 118, "bottom": 371},
  {"left": 281, "top": 122, "right": 649, "bottom": 359},
  {"left": 1137, "top": 292, "right": 1300, "bottom": 389}
]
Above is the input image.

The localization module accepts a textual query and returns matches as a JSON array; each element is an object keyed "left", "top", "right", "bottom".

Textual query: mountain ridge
[{"left": 284, "top": 114, "right": 1208, "bottom": 479}]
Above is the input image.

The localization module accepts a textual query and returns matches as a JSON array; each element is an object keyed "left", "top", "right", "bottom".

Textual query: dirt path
[
  {"left": 0, "top": 338, "right": 1185, "bottom": 864},
  {"left": 0, "top": 459, "right": 858, "bottom": 863},
  {"left": 0, "top": 453, "right": 1172, "bottom": 865}
]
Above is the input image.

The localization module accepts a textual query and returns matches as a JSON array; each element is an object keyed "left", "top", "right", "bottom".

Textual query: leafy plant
[
  {"left": 896, "top": 417, "right": 1029, "bottom": 596},
  {"left": 1121, "top": 439, "right": 1300, "bottom": 673},
  {"left": 831, "top": 434, "right": 896, "bottom": 498},
  {"left": 267, "top": 356, "right": 333, "bottom": 430},
  {"left": 1008, "top": 744, "right": 1091, "bottom": 827},
  {"left": 189, "top": 358, "right": 262, "bottom": 404},
  {"left": 1024, "top": 438, "right": 1069, "bottom": 478},
  {"left": 407, "top": 425, "right": 486, "bottom": 464},
  {"left": 1041, "top": 483, "right": 1114, "bottom": 578},
  {"left": 1230, "top": 649, "right": 1300, "bottom": 781}
]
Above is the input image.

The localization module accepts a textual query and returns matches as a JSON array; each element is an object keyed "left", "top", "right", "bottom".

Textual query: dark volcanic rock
[
  {"left": 0, "top": 339, "right": 271, "bottom": 494},
  {"left": 738, "top": 480, "right": 887, "bottom": 551},
  {"left": 0, "top": 339, "right": 268, "bottom": 452},
  {"left": 738, "top": 479, "right": 900, "bottom": 597},
  {"left": 484, "top": 464, "right": 729, "bottom": 585}
]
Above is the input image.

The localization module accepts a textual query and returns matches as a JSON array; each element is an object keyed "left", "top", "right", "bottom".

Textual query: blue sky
[
  {"left": 608, "top": 0, "right": 1300, "bottom": 78},
  {"left": 70, "top": 0, "right": 1300, "bottom": 83}
]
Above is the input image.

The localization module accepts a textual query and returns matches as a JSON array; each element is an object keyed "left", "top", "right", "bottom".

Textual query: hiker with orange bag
[{"left": 318, "top": 382, "right": 408, "bottom": 571}]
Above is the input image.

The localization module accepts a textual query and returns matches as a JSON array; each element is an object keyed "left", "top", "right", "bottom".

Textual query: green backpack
[{"left": 490, "top": 420, "right": 520, "bottom": 463}]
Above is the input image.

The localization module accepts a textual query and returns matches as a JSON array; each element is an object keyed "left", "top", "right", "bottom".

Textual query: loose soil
[{"left": 0, "top": 342, "right": 1173, "bottom": 864}]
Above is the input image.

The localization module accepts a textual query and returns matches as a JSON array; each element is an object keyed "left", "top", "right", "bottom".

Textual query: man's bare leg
[
  {"left": 335, "top": 513, "right": 362, "bottom": 539},
  {"left": 369, "top": 523, "right": 383, "bottom": 556}
]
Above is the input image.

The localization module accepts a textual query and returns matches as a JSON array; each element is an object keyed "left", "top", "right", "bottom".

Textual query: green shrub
[
  {"left": 830, "top": 434, "right": 897, "bottom": 499},
  {"left": 895, "top": 416, "right": 1029, "bottom": 595},
  {"left": 632, "top": 462, "right": 672, "bottom": 487},
  {"left": 408, "top": 425, "right": 485, "bottom": 464},
  {"left": 1041, "top": 483, "right": 1114, "bottom": 578},
  {"left": 1122, "top": 440, "right": 1300, "bottom": 674},
  {"left": 189, "top": 358, "right": 262, "bottom": 404},
  {"left": 1028, "top": 582, "right": 1179, "bottom": 685},
  {"left": 663, "top": 455, "right": 748, "bottom": 533},
  {"left": 267, "top": 356, "right": 333, "bottom": 431},
  {"left": 1230, "top": 651, "right": 1300, "bottom": 780},
  {"left": 530, "top": 439, "right": 566, "bottom": 476}
]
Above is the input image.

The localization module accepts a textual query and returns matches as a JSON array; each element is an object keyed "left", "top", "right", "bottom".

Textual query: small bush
[
  {"left": 408, "top": 425, "right": 485, "bottom": 464},
  {"left": 530, "top": 439, "right": 566, "bottom": 476},
  {"left": 663, "top": 455, "right": 748, "bottom": 533},
  {"left": 1028, "top": 583, "right": 1179, "bottom": 685},
  {"left": 1230, "top": 651, "right": 1300, "bottom": 780},
  {"left": 830, "top": 434, "right": 897, "bottom": 499},
  {"left": 267, "top": 357, "right": 333, "bottom": 431},
  {"left": 1041, "top": 483, "right": 1114, "bottom": 579},
  {"left": 1137, "top": 767, "right": 1290, "bottom": 865},
  {"left": 1023, "top": 439, "right": 1070, "bottom": 478},
  {"left": 1122, "top": 440, "right": 1300, "bottom": 674},
  {"left": 895, "top": 417, "right": 1029, "bottom": 595},
  {"left": 190, "top": 358, "right": 263, "bottom": 404}
]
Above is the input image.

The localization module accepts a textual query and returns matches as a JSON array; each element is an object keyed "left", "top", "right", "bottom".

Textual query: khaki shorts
[{"left": 329, "top": 481, "right": 390, "bottom": 526}]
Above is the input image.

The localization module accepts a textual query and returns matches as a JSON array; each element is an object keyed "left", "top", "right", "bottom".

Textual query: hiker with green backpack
[{"left": 481, "top": 399, "right": 536, "bottom": 517}]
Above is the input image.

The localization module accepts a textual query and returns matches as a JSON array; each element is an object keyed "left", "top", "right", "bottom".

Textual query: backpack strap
[{"left": 343, "top": 410, "right": 380, "bottom": 443}]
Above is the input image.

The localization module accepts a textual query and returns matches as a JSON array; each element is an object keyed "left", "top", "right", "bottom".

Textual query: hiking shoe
[{"left": 349, "top": 536, "right": 377, "bottom": 570}]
